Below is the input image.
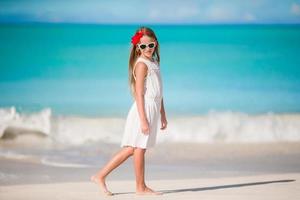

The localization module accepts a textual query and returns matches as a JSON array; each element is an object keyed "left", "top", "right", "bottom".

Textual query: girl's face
[{"left": 137, "top": 35, "right": 156, "bottom": 59}]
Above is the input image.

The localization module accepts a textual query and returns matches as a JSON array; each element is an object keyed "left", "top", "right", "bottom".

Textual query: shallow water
[{"left": 1, "top": 24, "right": 300, "bottom": 116}]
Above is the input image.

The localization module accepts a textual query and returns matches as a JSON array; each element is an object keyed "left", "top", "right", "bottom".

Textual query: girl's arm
[
  {"left": 134, "top": 62, "right": 149, "bottom": 134},
  {"left": 160, "top": 98, "right": 166, "bottom": 116},
  {"left": 160, "top": 97, "right": 168, "bottom": 130}
]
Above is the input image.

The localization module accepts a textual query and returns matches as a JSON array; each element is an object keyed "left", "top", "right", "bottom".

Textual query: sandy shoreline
[
  {"left": 1, "top": 142, "right": 300, "bottom": 185},
  {"left": 1, "top": 173, "right": 299, "bottom": 199},
  {"left": 1, "top": 142, "right": 300, "bottom": 199}
]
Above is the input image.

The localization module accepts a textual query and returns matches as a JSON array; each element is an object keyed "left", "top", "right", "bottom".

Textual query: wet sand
[{"left": 1, "top": 142, "right": 300, "bottom": 199}]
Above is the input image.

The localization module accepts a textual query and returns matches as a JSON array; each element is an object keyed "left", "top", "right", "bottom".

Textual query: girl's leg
[
  {"left": 134, "top": 148, "right": 161, "bottom": 195},
  {"left": 134, "top": 148, "right": 146, "bottom": 190},
  {"left": 91, "top": 146, "right": 134, "bottom": 195}
]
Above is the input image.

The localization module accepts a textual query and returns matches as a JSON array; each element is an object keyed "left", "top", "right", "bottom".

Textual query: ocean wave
[
  {"left": 0, "top": 107, "right": 51, "bottom": 139},
  {"left": 161, "top": 110, "right": 300, "bottom": 143},
  {"left": 1, "top": 107, "right": 300, "bottom": 145}
]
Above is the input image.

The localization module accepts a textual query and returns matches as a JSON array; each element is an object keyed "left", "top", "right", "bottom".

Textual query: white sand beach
[
  {"left": 1, "top": 142, "right": 300, "bottom": 199},
  {"left": 1, "top": 173, "right": 299, "bottom": 199}
]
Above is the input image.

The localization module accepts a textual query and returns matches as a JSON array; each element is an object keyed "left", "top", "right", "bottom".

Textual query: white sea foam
[
  {"left": 1, "top": 107, "right": 300, "bottom": 145},
  {"left": 40, "top": 157, "right": 91, "bottom": 168},
  {"left": 0, "top": 107, "right": 51, "bottom": 138},
  {"left": 0, "top": 150, "right": 91, "bottom": 168},
  {"left": 160, "top": 110, "right": 300, "bottom": 143},
  {"left": 51, "top": 115, "right": 124, "bottom": 145},
  {"left": 0, "top": 151, "right": 37, "bottom": 160}
]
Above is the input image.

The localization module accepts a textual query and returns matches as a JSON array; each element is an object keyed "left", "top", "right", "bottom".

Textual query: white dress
[{"left": 121, "top": 57, "right": 163, "bottom": 149}]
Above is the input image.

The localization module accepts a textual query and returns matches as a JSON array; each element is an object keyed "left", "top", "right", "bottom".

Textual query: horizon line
[{"left": 1, "top": 21, "right": 300, "bottom": 26}]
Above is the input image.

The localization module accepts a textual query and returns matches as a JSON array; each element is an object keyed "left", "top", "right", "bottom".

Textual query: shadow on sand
[
  {"left": 113, "top": 179, "right": 295, "bottom": 196},
  {"left": 159, "top": 179, "right": 295, "bottom": 194}
]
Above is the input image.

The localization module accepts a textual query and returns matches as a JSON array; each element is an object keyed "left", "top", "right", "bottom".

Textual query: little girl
[{"left": 91, "top": 26, "right": 168, "bottom": 196}]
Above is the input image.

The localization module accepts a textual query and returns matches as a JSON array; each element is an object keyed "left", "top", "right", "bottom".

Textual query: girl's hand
[
  {"left": 141, "top": 119, "right": 150, "bottom": 135},
  {"left": 160, "top": 114, "right": 168, "bottom": 131}
]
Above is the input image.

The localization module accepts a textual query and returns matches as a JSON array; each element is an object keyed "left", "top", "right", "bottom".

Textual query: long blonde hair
[{"left": 128, "top": 26, "right": 160, "bottom": 97}]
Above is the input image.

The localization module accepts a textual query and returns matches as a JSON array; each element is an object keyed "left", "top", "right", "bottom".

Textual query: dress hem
[{"left": 120, "top": 143, "right": 154, "bottom": 149}]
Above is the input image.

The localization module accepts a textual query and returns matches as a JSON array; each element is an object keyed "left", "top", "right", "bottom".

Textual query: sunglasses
[{"left": 138, "top": 42, "right": 156, "bottom": 50}]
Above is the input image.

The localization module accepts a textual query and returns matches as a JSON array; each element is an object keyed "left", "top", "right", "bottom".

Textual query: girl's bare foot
[
  {"left": 90, "top": 175, "right": 113, "bottom": 196},
  {"left": 136, "top": 186, "right": 162, "bottom": 195}
]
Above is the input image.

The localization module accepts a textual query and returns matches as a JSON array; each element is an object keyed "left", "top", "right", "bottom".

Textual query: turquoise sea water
[{"left": 0, "top": 23, "right": 300, "bottom": 116}]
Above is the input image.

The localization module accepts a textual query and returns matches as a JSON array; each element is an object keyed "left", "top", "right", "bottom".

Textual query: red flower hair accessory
[{"left": 131, "top": 30, "right": 143, "bottom": 45}]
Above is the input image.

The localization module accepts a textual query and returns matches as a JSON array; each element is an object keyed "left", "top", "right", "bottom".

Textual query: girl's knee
[
  {"left": 125, "top": 146, "right": 135, "bottom": 155},
  {"left": 134, "top": 147, "right": 146, "bottom": 154}
]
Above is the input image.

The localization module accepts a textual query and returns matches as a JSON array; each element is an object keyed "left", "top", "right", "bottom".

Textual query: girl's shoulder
[
  {"left": 135, "top": 57, "right": 159, "bottom": 69},
  {"left": 134, "top": 57, "right": 148, "bottom": 68},
  {"left": 136, "top": 56, "right": 151, "bottom": 63}
]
